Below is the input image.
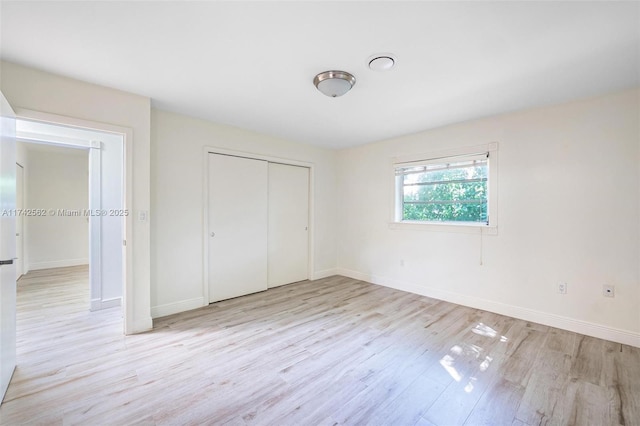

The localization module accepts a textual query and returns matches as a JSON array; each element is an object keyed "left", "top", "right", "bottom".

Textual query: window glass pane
[{"left": 400, "top": 158, "right": 488, "bottom": 223}]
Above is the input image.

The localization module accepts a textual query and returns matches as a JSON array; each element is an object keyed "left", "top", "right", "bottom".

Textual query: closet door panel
[
  {"left": 208, "top": 154, "right": 268, "bottom": 302},
  {"left": 268, "top": 163, "right": 309, "bottom": 288}
]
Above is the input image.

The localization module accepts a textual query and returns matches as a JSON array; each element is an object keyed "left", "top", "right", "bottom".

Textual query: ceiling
[{"left": 1, "top": 2, "right": 638, "bottom": 149}]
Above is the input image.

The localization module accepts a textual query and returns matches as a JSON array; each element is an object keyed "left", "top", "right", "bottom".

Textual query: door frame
[
  {"left": 202, "top": 146, "right": 315, "bottom": 305},
  {"left": 0, "top": 91, "right": 17, "bottom": 403},
  {"left": 15, "top": 163, "right": 24, "bottom": 280},
  {"left": 15, "top": 108, "right": 133, "bottom": 334}
]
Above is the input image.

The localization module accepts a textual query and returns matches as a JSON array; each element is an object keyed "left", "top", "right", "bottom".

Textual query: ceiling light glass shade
[{"left": 313, "top": 70, "right": 356, "bottom": 97}]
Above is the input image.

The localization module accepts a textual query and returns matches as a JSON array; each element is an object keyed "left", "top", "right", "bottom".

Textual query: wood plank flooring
[{"left": 1, "top": 266, "right": 638, "bottom": 425}]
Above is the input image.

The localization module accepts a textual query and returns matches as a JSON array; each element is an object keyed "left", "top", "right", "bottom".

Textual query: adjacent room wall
[
  {"left": 150, "top": 109, "right": 338, "bottom": 317},
  {"left": 1, "top": 60, "right": 152, "bottom": 333},
  {"left": 25, "top": 147, "right": 89, "bottom": 270},
  {"left": 336, "top": 88, "right": 640, "bottom": 346}
]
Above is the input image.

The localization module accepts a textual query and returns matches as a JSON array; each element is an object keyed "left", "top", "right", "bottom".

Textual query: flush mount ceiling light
[
  {"left": 368, "top": 54, "right": 396, "bottom": 71},
  {"left": 313, "top": 70, "right": 356, "bottom": 97}
]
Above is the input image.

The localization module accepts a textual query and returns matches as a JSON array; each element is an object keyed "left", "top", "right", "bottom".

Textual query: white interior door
[
  {"left": 0, "top": 91, "right": 17, "bottom": 403},
  {"left": 15, "top": 164, "right": 23, "bottom": 281},
  {"left": 268, "top": 163, "right": 309, "bottom": 288},
  {"left": 208, "top": 154, "right": 268, "bottom": 302}
]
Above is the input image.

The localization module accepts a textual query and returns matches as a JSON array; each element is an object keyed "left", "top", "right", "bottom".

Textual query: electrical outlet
[
  {"left": 603, "top": 285, "right": 615, "bottom": 298},
  {"left": 399, "top": 259, "right": 405, "bottom": 267},
  {"left": 557, "top": 282, "right": 567, "bottom": 294}
]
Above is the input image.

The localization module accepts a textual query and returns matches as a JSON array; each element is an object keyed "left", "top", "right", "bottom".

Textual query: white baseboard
[
  {"left": 127, "top": 316, "right": 153, "bottom": 335},
  {"left": 30, "top": 258, "right": 89, "bottom": 271},
  {"left": 312, "top": 268, "right": 338, "bottom": 280},
  {"left": 151, "top": 297, "right": 206, "bottom": 319},
  {"left": 90, "top": 297, "right": 121, "bottom": 312},
  {"left": 336, "top": 268, "right": 640, "bottom": 348}
]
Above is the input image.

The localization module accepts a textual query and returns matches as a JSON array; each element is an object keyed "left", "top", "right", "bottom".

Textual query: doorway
[{"left": 15, "top": 118, "right": 126, "bottom": 315}]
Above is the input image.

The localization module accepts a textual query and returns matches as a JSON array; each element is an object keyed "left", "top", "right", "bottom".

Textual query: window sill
[{"left": 389, "top": 221, "right": 498, "bottom": 235}]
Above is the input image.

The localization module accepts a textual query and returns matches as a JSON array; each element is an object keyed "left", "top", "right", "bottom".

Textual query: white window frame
[{"left": 390, "top": 142, "right": 498, "bottom": 234}]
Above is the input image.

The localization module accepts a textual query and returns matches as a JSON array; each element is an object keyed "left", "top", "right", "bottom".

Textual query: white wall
[
  {"left": 24, "top": 147, "right": 88, "bottom": 270},
  {"left": 336, "top": 89, "right": 640, "bottom": 346},
  {"left": 150, "top": 109, "right": 337, "bottom": 317},
  {"left": 1, "top": 61, "right": 152, "bottom": 334}
]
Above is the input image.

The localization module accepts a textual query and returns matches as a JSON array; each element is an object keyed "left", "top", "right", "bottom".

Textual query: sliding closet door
[
  {"left": 208, "top": 154, "right": 268, "bottom": 302},
  {"left": 268, "top": 163, "right": 309, "bottom": 288}
]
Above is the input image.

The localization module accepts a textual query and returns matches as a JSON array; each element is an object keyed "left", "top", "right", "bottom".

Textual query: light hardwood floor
[{"left": 1, "top": 266, "right": 638, "bottom": 425}]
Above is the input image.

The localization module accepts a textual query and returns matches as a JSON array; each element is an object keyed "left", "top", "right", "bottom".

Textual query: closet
[{"left": 207, "top": 153, "right": 309, "bottom": 303}]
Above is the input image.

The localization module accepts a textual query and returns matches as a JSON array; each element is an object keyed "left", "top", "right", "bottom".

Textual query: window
[{"left": 392, "top": 144, "right": 497, "bottom": 229}]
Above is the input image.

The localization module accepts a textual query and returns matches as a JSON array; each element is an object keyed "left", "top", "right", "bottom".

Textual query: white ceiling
[{"left": 2, "top": 1, "right": 638, "bottom": 149}]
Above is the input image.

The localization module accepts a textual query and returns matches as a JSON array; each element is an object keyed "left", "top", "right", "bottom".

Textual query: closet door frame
[{"left": 202, "top": 146, "right": 314, "bottom": 305}]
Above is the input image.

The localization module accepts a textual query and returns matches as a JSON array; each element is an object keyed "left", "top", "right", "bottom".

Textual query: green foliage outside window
[{"left": 401, "top": 159, "right": 488, "bottom": 223}]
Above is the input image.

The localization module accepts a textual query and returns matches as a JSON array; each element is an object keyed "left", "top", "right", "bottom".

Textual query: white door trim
[
  {"left": 202, "top": 146, "right": 315, "bottom": 306},
  {"left": 15, "top": 163, "right": 24, "bottom": 280},
  {"left": 0, "top": 91, "right": 17, "bottom": 403},
  {"left": 87, "top": 142, "right": 103, "bottom": 311},
  {"left": 14, "top": 108, "right": 133, "bottom": 334}
]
